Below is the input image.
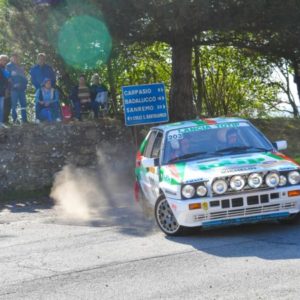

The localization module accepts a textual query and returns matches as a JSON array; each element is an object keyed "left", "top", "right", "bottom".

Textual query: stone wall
[
  {"left": 251, "top": 119, "right": 300, "bottom": 158},
  {"left": 0, "top": 120, "right": 136, "bottom": 196},
  {"left": 0, "top": 118, "right": 299, "bottom": 198}
]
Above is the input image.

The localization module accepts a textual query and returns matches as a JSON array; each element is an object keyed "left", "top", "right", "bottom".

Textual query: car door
[{"left": 141, "top": 131, "right": 163, "bottom": 205}]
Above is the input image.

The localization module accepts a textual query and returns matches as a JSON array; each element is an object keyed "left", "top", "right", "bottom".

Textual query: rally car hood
[{"left": 160, "top": 152, "right": 299, "bottom": 185}]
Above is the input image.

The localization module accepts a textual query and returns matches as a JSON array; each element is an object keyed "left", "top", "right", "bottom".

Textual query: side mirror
[
  {"left": 273, "top": 140, "right": 288, "bottom": 151},
  {"left": 142, "top": 157, "right": 159, "bottom": 168}
]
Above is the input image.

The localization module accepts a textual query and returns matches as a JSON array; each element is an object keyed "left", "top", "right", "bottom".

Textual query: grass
[{"left": 294, "top": 157, "right": 300, "bottom": 164}]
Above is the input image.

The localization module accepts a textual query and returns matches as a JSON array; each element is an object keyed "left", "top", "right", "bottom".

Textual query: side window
[
  {"left": 144, "top": 131, "right": 157, "bottom": 158},
  {"left": 151, "top": 132, "right": 163, "bottom": 159}
]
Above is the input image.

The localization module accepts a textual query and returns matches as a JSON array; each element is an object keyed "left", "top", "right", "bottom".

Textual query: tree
[
  {"left": 5, "top": 0, "right": 300, "bottom": 121},
  {"left": 193, "top": 46, "right": 281, "bottom": 117},
  {"left": 94, "top": 0, "right": 300, "bottom": 120}
]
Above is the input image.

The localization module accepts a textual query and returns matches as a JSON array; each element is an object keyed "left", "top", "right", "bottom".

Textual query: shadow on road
[
  {"left": 0, "top": 197, "right": 54, "bottom": 214},
  {"left": 166, "top": 221, "right": 300, "bottom": 260}
]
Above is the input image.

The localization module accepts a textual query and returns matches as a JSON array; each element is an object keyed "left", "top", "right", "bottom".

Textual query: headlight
[
  {"left": 265, "top": 172, "right": 280, "bottom": 188},
  {"left": 182, "top": 185, "right": 195, "bottom": 198},
  {"left": 279, "top": 175, "right": 287, "bottom": 186},
  {"left": 230, "top": 175, "right": 245, "bottom": 191},
  {"left": 288, "top": 171, "right": 300, "bottom": 185},
  {"left": 248, "top": 173, "right": 263, "bottom": 189},
  {"left": 196, "top": 185, "right": 207, "bottom": 197},
  {"left": 212, "top": 179, "right": 228, "bottom": 195}
]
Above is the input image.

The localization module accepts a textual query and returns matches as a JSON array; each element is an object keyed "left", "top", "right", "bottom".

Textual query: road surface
[{"left": 1, "top": 196, "right": 300, "bottom": 300}]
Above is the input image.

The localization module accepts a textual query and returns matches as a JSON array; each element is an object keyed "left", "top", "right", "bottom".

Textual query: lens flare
[{"left": 58, "top": 15, "right": 112, "bottom": 69}]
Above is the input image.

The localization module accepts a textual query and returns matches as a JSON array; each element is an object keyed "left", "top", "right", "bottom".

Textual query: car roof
[{"left": 152, "top": 117, "right": 249, "bottom": 132}]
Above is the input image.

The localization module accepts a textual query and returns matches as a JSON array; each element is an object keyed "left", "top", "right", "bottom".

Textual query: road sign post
[{"left": 122, "top": 83, "right": 169, "bottom": 126}]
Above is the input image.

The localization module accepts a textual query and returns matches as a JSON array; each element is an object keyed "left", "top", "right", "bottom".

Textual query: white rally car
[{"left": 134, "top": 118, "right": 300, "bottom": 235}]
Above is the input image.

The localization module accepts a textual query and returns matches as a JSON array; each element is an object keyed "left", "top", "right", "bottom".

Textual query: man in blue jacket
[
  {"left": 6, "top": 53, "right": 28, "bottom": 123},
  {"left": 30, "top": 53, "right": 56, "bottom": 91}
]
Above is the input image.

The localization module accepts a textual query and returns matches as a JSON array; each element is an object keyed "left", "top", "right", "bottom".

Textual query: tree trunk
[
  {"left": 107, "top": 59, "right": 117, "bottom": 116},
  {"left": 193, "top": 45, "right": 203, "bottom": 116},
  {"left": 169, "top": 40, "right": 195, "bottom": 121},
  {"left": 292, "top": 61, "right": 300, "bottom": 117}
]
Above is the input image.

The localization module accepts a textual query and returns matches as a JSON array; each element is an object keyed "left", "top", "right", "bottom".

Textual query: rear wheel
[{"left": 155, "top": 197, "right": 185, "bottom": 236}]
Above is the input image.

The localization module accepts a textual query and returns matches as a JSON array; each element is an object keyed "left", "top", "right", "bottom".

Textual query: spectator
[
  {"left": 30, "top": 53, "right": 56, "bottom": 91},
  {"left": 0, "top": 54, "right": 9, "bottom": 128},
  {"left": 70, "top": 74, "right": 98, "bottom": 120},
  {"left": 90, "top": 73, "right": 108, "bottom": 116},
  {"left": 35, "top": 78, "right": 61, "bottom": 122},
  {"left": 6, "top": 53, "right": 28, "bottom": 124}
]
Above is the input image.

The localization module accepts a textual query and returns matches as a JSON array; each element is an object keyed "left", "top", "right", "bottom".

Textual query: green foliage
[
  {"left": 0, "top": 0, "right": 300, "bottom": 121},
  {"left": 98, "top": 42, "right": 172, "bottom": 113},
  {"left": 194, "top": 46, "right": 281, "bottom": 117}
]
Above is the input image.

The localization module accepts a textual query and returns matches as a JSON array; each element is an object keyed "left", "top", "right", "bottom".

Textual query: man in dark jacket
[
  {"left": 6, "top": 53, "right": 28, "bottom": 123},
  {"left": 0, "top": 54, "right": 9, "bottom": 128},
  {"left": 30, "top": 53, "right": 56, "bottom": 91}
]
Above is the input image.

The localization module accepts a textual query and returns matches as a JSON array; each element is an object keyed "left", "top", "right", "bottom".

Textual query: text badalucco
[{"left": 124, "top": 88, "right": 166, "bottom": 105}]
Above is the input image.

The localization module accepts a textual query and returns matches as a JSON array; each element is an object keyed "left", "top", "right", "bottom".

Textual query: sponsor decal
[
  {"left": 179, "top": 125, "right": 210, "bottom": 134},
  {"left": 202, "top": 202, "right": 209, "bottom": 211},
  {"left": 202, "top": 119, "right": 217, "bottom": 125},
  {"left": 221, "top": 166, "right": 257, "bottom": 174},
  {"left": 198, "top": 157, "right": 266, "bottom": 171},
  {"left": 270, "top": 152, "right": 300, "bottom": 166},
  {"left": 167, "top": 131, "right": 184, "bottom": 141},
  {"left": 265, "top": 152, "right": 284, "bottom": 161},
  {"left": 171, "top": 203, "right": 177, "bottom": 211},
  {"left": 185, "top": 178, "right": 206, "bottom": 183},
  {"left": 178, "top": 122, "right": 244, "bottom": 135},
  {"left": 160, "top": 162, "right": 187, "bottom": 185}
]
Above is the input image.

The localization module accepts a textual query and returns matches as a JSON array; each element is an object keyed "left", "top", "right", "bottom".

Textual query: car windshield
[{"left": 163, "top": 122, "right": 273, "bottom": 164}]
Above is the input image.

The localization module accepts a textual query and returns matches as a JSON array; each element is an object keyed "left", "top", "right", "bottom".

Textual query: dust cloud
[{"left": 50, "top": 148, "right": 155, "bottom": 234}]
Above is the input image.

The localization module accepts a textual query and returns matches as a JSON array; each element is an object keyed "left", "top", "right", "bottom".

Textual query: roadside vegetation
[{"left": 0, "top": 0, "right": 299, "bottom": 121}]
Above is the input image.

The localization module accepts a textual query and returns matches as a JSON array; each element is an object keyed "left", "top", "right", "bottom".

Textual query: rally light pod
[
  {"left": 288, "top": 171, "right": 300, "bottom": 185},
  {"left": 196, "top": 185, "right": 207, "bottom": 197},
  {"left": 212, "top": 179, "right": 228, "bottom": 195},
  {"left": 265, "top": 172, "right": 280, "bottom": 188},
  {"left": 182, "top": 185, "right": 195, "bottom": 199},
  {"left": 230, "top": 175, "right": 245, "bottom": 191},
  {"left": 248, "top": 173, "right": 263, "bottom": 189}
]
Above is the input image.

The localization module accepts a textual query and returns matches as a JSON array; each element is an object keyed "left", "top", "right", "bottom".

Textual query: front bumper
[{"left": 167, "top": 186, "right": 300, "bottom": 228}]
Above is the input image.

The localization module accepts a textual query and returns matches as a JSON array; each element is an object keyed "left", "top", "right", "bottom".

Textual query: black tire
[
  {"left": 155, "top": 196, "right": 186, "bottom": 236},
  {"left": 279, "top": 213, "right": 300, "bottom": 225}
]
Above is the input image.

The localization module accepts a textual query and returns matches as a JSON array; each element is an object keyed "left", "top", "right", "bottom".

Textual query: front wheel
[{"left": 155, "top": 197, "right": 185, "bottom": 236}]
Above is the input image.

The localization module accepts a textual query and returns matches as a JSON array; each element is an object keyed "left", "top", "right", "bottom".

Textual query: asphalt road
[{"left": 1, "top": 197, "right": 300, "bottom": 300}]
